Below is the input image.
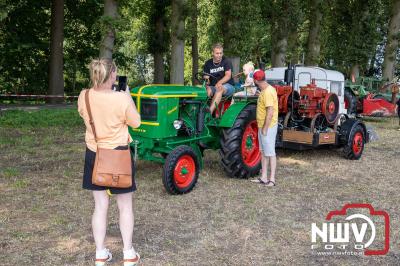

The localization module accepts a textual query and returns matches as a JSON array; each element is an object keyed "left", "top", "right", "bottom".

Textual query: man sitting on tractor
[{"left": 203, "top": 43, "right": 235, "bottom": 115}]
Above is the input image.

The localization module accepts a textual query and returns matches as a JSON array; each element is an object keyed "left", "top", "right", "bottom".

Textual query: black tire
[
  {"left": 344, "top": 89, "right": 357, "bottom": 115},
  {"left": 219, "top": 104, "right": 261, "bottom": 178},
  {"left": 162, "top": 145, "right": 199, "bottom": 194},
  {"left": 342, "top": 124, "right": 365, "bottom": 160}
]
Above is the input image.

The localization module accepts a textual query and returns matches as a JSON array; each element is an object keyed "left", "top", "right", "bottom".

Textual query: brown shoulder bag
[{"left": 85, "top": 89, "right": 132, "bottom": 188}]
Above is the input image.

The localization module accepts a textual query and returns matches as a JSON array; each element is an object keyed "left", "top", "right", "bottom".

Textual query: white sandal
[
  {"left": 95, "top": 248, "right": 112, "bottom": 266},
  {"left": 123, "top": 252, "right": 140, "bottom": 266}
]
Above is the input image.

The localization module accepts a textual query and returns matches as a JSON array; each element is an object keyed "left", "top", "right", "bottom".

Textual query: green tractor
[
  {"left": 128, "top": 76, "right": 260, "bottom": 194},
  {"left": 129, "top": 69, "right": 369, "bottom": 195}
]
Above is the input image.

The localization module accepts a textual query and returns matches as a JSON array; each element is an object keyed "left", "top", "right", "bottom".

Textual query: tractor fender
[
  {"left": 339, "top": 118, "right": 369, "bottom": 145},
  {"left": 218, "top": 102, "right": 255, "bottom": 128}
]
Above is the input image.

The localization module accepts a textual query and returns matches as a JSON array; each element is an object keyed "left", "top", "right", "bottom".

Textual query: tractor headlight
[{"left": 173, "top": 120, "right": 183, "bottom": 129}]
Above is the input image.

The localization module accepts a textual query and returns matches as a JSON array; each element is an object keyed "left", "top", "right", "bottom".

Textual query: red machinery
[
  {"left": 298, "top": 82, "right": 339, "bottom": 124},
  {"left": 281, "top": 81, "right": 340, "bottom": 133},
  {"left": 273, "top": 85, "right": 299, "bottom": 114},
  {"left": 361, "top": 94, "right": 397, "bottom": 117}
]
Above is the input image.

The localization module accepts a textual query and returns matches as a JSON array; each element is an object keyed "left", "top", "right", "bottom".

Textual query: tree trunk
[
  {"left": 170, "top": 0, "right": 186, "bottom": 84},
  {"left": 154, "top": 52, "right": 164, "bottom": 84},
  {"left": 229, "top": 57, "right": 240, "bottom": 83},
  {"left": 351, "top": 64, "right": 360, "bottom": 79},
  {"left": 48, "top": 0, "right": 64, "bottom": 104},
  {"left": 383, "top": 0, "right": 400, "bottom": 82},
  {"left": 191, "top": 0, "right": 199, "bottom": 85},
  {"left": 287, "top": 30, "right": 299, "bottom": 65},
  {"left": 271, "top": 36, "right": 287, "bottom": 67},
  {"left": 270, "top": 2, "right": 290, "bottom": 68},
  {"left": 72, "top": 58, "right": 77, "bottom": 93},
  {"left": 153, "top": 15, "right": 165, "bottom": 83},
  {"left": 99, "top": 0, "right": 117, "bottom": 59},
  {"left": 305, "top": 0, "right": 322, "bottom": 66}
]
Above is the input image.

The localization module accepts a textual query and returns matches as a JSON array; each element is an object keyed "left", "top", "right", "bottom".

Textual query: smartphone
[{"left": 117, "top": 76, "right": 128, "bottom": 91}]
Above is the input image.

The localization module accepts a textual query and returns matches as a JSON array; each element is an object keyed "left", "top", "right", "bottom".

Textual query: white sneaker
[
  {"left": 95, "top": 248, "right": 112, "bottom": 266},
  {"left": 124, "top": 253, "right": 140, "bottom": 266}
]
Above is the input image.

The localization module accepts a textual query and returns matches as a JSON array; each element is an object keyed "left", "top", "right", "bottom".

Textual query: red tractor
[
  {"left": 273, "top": 84, "right": 299, "bottom": 114},
  {"left": 267, "top": 65, "right": 369, "bottom": 160}
]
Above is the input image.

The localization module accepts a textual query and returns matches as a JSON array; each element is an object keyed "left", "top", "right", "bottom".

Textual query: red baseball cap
[{"left": 253, "top": 69, "right": 265, "bottom": 81}]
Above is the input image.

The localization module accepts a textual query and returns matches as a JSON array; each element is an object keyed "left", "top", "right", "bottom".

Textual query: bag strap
[
  {"left": 85, "top": 89, "right": 98, "bottom": 143},
  {"left": 85, "top": 89, "right": 130, "bottom": 146}
]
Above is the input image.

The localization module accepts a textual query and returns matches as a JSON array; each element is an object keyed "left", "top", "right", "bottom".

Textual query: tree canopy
[{"left": 1, "top": 0, "right": 400, "bottom": 95}]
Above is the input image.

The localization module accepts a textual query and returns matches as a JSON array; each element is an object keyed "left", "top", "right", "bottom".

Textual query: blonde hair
[
  {"left": 88, "top": 58, "right": 116, "bottom": 88},
  {"left": 212, "top": 43, "right": 224, "bottom": 51},
  {"left": 243, "top": 61, "right": 255, "bottom": 75}
]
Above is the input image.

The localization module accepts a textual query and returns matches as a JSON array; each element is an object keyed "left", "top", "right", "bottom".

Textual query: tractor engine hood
[{"left": 130, "top": 84, "right": 207, "bottom": 100}]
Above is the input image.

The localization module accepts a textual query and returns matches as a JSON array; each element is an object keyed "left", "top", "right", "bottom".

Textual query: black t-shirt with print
[{"left": 203, "top": 56, "right": 234, "bottom": 86}]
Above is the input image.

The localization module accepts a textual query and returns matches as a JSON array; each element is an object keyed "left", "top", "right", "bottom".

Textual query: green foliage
[
  {"left": 320, "top": 0, "right": 386, "bottom": 76},
  {"left": 0, "top": 109, "right": 81, "bottom": 128},
  {"left": 64, "top": 0, "right": 103, "bottom": 94},
  {"left": 0, "top": 0, "right": 397, "bottom": 94},
  {"left": 0, "top": 0, "right": 51, "bottom": 94}
]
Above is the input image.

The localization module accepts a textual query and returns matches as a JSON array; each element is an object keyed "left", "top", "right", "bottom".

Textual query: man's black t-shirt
[{"left": 203, "top": 56, "right": 234, "bottom": 86}]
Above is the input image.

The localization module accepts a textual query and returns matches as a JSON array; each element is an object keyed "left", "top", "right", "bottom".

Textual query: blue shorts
[{"left": 209, "top": 83, "right": 235, "bottom": 96}]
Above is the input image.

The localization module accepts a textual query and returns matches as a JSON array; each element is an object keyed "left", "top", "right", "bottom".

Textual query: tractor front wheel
[
  {"left": 220, "top": 104, "right": 261, "bottom": 178},
  {"left": 342, "top": 125, "right": 365, "bottom": 160},
  {"left": 162, "top": 145, "right": 199, "bottom": 194}
]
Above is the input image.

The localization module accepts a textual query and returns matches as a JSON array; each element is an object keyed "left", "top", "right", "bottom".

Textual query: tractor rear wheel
[
  {"left": 219, "top": 104, "right": 261, "bottom": 178},
  {"left": 162, "top": 145, "right": 199, "bottom": 194},
  {"left": 344, "top": 89, "right": 357, "bottom": 115},
  {"left": 342, "top": 124, "right": 365, "bottom": 160}
]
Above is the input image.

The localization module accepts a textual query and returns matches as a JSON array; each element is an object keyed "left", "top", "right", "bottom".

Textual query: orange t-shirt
[{"left": 77, "top": 89, "right": 141, "bottom": 152}]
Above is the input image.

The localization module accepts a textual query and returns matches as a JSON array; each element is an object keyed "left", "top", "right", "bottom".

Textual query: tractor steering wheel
[{"left": 195, "top": 72, "right": 218, "bottom": 86}]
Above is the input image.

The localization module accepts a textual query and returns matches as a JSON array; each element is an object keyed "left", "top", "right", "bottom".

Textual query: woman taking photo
[{"left": 78, "top": 58, "right": 141, "bottom": 266}]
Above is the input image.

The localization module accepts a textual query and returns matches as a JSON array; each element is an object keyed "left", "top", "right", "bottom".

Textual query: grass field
[{"left": 1, "top": 109, "right": 400, "bottom": 265}]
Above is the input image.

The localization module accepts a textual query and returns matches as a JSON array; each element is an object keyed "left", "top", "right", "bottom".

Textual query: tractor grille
[{"left": 138, "top": 98, "right": 158, "bottom": 121}]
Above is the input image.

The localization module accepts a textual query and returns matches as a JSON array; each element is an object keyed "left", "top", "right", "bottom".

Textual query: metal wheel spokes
[{"left": 310, "top": 113, "right": 328, "bottom": 133}]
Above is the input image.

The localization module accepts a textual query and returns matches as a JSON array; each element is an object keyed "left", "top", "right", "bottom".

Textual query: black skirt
[{"left": 82, "top": 146, "right": 137, "bottom": 194}]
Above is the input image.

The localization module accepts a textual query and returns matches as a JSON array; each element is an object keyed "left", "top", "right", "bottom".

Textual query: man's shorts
[
  {"left": 258, "top": 125, "right": 278, "bottom": 157},
  {"left": 209, "top": 83, "right": 235, "bottom": 96}
]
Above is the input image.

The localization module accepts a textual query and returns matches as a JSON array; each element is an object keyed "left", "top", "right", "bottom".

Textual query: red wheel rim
[
  {"left": 173, "top": 155, "right": 195, "bottom": 189},
  {"left": 241, "top": 121, "right": 261, "bottom": 167},
  {"left": 352, "top": 132, "right": 363, "bottom": 155},
  {"left": 328, "top": 101, "right": 336, "bottom": 114}
]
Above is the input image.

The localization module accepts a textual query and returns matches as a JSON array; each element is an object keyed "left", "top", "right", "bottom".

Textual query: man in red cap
[{"left": 251, "top": 69, "right": 279, "bottom": 186}]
